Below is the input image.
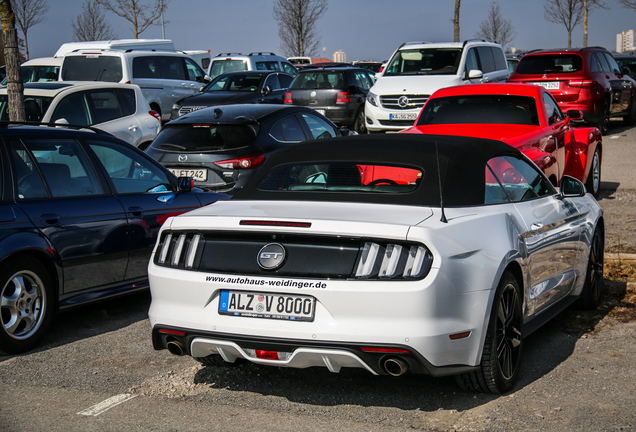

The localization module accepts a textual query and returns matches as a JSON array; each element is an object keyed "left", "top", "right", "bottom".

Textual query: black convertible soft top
[{"left": 233, "top": 133, "right": 526, "bottom": 207}]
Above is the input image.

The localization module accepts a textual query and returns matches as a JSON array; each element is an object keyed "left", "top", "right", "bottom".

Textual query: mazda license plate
[
  {"left": 219, "top": 290, "right": 315, "bottom": 321},
  {"left": 169, "top": 168, "right": 207, "bottom": 182}
]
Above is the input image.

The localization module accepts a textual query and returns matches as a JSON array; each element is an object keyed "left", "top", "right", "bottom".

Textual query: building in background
[
  {"left": 617, "top": 30, "right": 635, "bottom": 53},
  {"left": 333, "top": 50, "right": 346, "bottom": 63}
]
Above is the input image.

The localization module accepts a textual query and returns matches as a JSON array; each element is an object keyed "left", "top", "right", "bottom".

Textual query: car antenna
[{"left": 435, "top": 141, "right": 448, "bottom": 223}]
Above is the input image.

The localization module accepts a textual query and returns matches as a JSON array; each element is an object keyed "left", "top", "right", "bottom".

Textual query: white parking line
[{"left": 77, "top": 393, "right": 138, "bottom": 416}]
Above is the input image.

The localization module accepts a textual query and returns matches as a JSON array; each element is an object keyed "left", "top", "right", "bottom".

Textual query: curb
[{"left": 606, "top": 253, "right": 636, "bottom": 265}]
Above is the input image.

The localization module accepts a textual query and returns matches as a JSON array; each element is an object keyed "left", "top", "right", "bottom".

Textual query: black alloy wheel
[
  {"left": 455, "top": 271, "right": 523, "bottom": 393},
  {"left": 575, "top": 225, "right": 604, "bottom": 310}
]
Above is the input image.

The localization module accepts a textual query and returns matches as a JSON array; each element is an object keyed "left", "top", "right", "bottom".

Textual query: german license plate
[
  {"left": 389, "top": 112, "right": 417, "bottom": 120},
  {"left": 219, "top": 290, "right": 315, "bottom": 321},
  {"left": 532, "top": 81, "right": 560, "bottom": 90},
  {"left": 169, "top": 168, "right": 207, "bottom": 182}
]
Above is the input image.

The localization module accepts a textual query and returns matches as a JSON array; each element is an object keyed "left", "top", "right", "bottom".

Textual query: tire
[
  {"left": 574, "top": 225, "right": 604, "bottom": 310},
  {"left": 0, "top": 257, "right": 55, "bottom": 354},
  {"left": 455, "top": 271, "right": 523, "bottom": 393},
  {"left": 596, "top": 101, "right": 610, "bottom": 135},
  {"left": 585, "top": 148, "right": 601, "bottom": 198},
  {"left": 352, "top": 108, "right": 367, "bottom": 134},
  {"left": 196, "top": 355, "right": 243, "bottom": 367}
]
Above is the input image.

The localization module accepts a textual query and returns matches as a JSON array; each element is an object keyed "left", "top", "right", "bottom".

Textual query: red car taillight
[
  {"left": 149, "top": 110, "right": 161, "bottom": 122},
  {"left": 567, "top": 79, "right": 594, "bottom": 87},
  {"left": 214, "top": 154, "right": 265, "bottom": 170},
  {"left": 336, "top": 91, "right": 351, "bottom": 103},
  {"left": 284, "top": 92, "right": 293, "bottom": 104}
]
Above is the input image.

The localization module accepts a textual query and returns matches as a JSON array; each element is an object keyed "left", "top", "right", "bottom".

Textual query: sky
[{"left": 25, "top": 0, "right": 636, "bottom": 62}]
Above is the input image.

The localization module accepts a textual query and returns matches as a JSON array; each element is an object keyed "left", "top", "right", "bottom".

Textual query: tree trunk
[
  {"left": 2, "top": 27, "right": 24, "bottom": 121},
  {"left": 453, "top": 0, "right": 461, "bottom": 42},
  {"left": 583, "top": 0, "right": 588, "bottom": 47}
]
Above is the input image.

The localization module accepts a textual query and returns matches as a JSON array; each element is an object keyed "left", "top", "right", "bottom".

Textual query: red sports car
[{"left": 400, "top": 83, "right": 602, "bottom": 196}]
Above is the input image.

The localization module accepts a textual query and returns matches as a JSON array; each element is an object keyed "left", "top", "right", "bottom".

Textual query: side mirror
[
  {"left": 54, "top": 118, "right": 69, "bottom": 128},
  {"left": 340, "top": 127, "right": 357, "bottom": 136},
  {"left": 262, "top": 85, "right": 272, "bottom": 96},
  {"left": 178, "top": 176, "right": 194, "bottom": 192},
  {"left": 559, "top": 175, "right": 586, "bottom": 197},
  {"left": 468, "top": 69, "right": 484, "bottom": 79},
  {"left": 566, "top": 109, "right": 583, "bottom": 120}
]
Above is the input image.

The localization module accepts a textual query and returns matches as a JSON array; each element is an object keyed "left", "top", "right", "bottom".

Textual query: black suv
[
  {"left": 284, "top": 65, "right": 375, "bottom": 133},
  {"left": 508, "top": 46, "right": 636, "bottom": 134},
  {"left": 0, "top": 123, "right": 227, "bottom": 354}
]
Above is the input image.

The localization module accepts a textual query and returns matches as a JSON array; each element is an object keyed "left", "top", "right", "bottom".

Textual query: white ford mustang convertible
[{"left": 148, "top": 134, "right": 604, "bottom": 393}]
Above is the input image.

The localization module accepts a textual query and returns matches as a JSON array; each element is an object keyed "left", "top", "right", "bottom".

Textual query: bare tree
[
  {"left": 544, "top": 0, "right": 584, "bottom": 48},
  {"left": 618, "top": 0, "right": 636, "bottom": 9},
  {"left": 12, "top": 0, "right": 49, "bottom": 61},
  {"left": 0, "top": 0, "right": 24, "bottom": 121},
  {"left": 273, "top": 0, "right": 328, "bottom": 57},
  {"left": 453, "top": 0, "right": 461, "bottom": 42},
  {"left": 72, "top": 1, "right": 116, "bottom": 41},
  {"left": 95, "top": 0, "right": 169, "bottom": 39},
  {"left": 581, "top": 0, "right": 607, "bottom": 47},
  {"left": 475, "top": 2, "right": 516, "bottom": 49}
]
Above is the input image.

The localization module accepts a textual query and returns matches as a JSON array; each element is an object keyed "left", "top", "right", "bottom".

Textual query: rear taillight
[
  {"left": 354, "top": 242, "right": 433, "bottom": 279},
  {"left": 568, "top": 79, "right": 594, "bottom": 87},
  {"left": 284, "top": 92, "right": 293, "bottom": 104},
  {"left": 214, "top": 154, "right": 265, "bottom": 170},
  {"left": 149, "top": 110, "right": 161, "bottom": 122},
  {"left": 336, "top": 91, "right": 351, "bottom": 103}
]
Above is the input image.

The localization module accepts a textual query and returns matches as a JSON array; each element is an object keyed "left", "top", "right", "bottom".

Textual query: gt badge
[{"left": 258, "top": 243, "right": 286, "bottom": 270}]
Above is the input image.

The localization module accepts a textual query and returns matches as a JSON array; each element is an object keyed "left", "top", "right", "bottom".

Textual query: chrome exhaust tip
[
  {"left": 166, "top": 340, "right": 186, "bottom": 356},
  {"left": 382, "top": 357, "right": 409, "bottom": 376}
]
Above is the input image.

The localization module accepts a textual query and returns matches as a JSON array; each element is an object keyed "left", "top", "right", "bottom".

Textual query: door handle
[
  {"left": 40, "top": 213, "right": 60, "bottom": 225},
  {"left": 128, "top": 125, "right": 137, "bottom": 131},
  {"left": 127, "top": 206, "right": 143, "bottom": 217}
]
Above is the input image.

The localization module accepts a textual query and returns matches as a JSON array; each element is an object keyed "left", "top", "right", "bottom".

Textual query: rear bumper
[{"left": 151, "top": 326, "right": 479, "bottom": 377}]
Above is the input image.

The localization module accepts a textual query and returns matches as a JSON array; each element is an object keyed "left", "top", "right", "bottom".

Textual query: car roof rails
[
  {"left": 581, "top": 46, "right": 607, "bottom": 51},
  {"left": 248, "top": 52, "right": 277, "bottom": 56},
  {"left": 399, "top": 41, "right": 430, "bottom": 48},
  {"left": 215, "top": 52, "right": 243, "bottom": 57},
  {"left": 0, "top": 120, "right": 113, "bottom": 136},
  {"left": 462, "top": 38, "right": 496, "bottom": 47}
]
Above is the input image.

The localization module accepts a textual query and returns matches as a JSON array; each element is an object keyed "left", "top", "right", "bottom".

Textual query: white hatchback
[{"left": 0, "top": 82, "right": 161, "bottom": 148}]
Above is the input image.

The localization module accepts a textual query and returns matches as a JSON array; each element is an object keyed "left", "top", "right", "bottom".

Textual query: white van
[
  {"left": 57, "top": 39, "right": 209, "bottom": 122},
  {"left": 207, "top": 52, "right": 297, "bottom": 80},
  {"left": 365, "top": 39, "right": 509, "bottom": 132}
]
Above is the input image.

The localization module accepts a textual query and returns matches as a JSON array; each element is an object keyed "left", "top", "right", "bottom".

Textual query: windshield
[
  {"left": 149, "top": 124, "right": 257, "bottom": 152},
  {"left": 289, "top": 71, "right": 345, "bottom": 90},
  {"left": 384, "top": 48, "right": 462, "bottom": 76},
  {"left": 204, "top": 74, "right": 264, "bottom": 92},
  {"left": 417, "top": 95, "right": 540, "bottom": 126},
  {"left": 61, "top": 55, "right": 123, "bottom": 82},
  {"left": 0, "top": 95, "right": 53, "bottom": 121}
]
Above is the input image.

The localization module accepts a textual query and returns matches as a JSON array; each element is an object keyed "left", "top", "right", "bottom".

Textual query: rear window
[
  {"left": 209, "top": 60, "right": 247, "bottom": 78},
  {"left": 417, "top": 95, "right": 539, "bottom": 126},
  {"left": 290, "top": 71, "right": 346, "bottom": 90},
  {"left": 61, "top": 55, "right": 123, "bottom": 82},
  {"left": 149, "top": 124, "right": 257, "bottom": 152},
  {"left": 257, "top": 162, "right": 422, "bottom": 193},
  {"left": 515, "top": 54, "right": 583, "bottom": 75}
]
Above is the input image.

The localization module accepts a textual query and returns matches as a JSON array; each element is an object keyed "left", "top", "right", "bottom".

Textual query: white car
[
  {"left": 58, "top": 40, "right": 210, "bottom": 122},
  {"left": 0, "top": 82, "right": 161, "bottom": 148},
  {"left": 365, "top": 40, "right": 509, "bottom": 132},
  {"left": 147, "top": 134, "right": 604, "bottom": 393}
]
